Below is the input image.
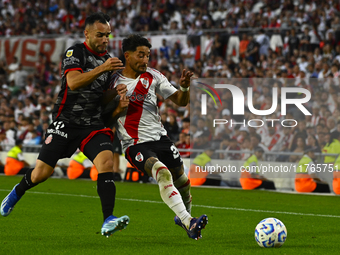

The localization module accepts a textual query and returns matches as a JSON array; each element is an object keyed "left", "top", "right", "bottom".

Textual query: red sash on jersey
[{"left": 124, "top": 73, "right": 153, "bottom": 145}]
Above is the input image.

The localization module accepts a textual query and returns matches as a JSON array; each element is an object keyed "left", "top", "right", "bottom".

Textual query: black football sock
[
  {"left": 97, "top": 172, "right": 116, "bottom": 221},
  {"left": 15, "top": 168, "right": 38, "bottom": 197}
]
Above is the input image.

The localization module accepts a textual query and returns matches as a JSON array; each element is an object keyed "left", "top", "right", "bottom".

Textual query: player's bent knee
[
  {"left": 96, "top": 160, "right": 114, "bottom": 173},
  {"left": 169, "top": 165, "right": 185, "bottom": 181},
  {"left": 93, "top": 151, "right": 114, "bottom": 173},
  {"left": 31, "top": 166, "right": 54, "bottom": 183}
]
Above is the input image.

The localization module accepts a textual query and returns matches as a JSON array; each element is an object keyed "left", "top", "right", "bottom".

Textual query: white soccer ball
[{"left": 254, "top": 217, "right": 287, "bottom": 248}]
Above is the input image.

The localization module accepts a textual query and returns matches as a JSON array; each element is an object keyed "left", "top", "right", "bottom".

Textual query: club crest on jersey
[
  {"left": 140, "top": 78, "right": 149, "bottom": 89},
  {"left": 135, "top": 152, "right": 144, "bottom": 162},
  {"left": 45, "top": 134, "right": 53, "bottom": 144},
  {"left": 66, "top": 50, "right": 73, "bottom": 57}
]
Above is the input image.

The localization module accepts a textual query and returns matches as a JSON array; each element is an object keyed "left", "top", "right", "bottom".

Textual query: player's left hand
[{"left": 179, "top": 69, "right": 194, "bottom": 89}]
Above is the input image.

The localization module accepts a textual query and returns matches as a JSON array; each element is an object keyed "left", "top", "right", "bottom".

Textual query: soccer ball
[{"left": 254, "top": 217, "right": 287, "bottom": 248}]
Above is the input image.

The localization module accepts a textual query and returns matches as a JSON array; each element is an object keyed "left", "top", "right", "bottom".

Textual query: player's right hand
[
  {"left": 117, "top": 95, "right": 130, "bottom": 113},
  {"left": 103, "top": 57, "right": 124, "bottom": 72},
  {"left": 116, "top": 84, "right": 127, "bottom": 96}
]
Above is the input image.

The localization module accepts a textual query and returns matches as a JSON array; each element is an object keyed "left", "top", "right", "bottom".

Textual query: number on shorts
[{"left": 170, "top": 145, "right": 180, "bottom": 159}]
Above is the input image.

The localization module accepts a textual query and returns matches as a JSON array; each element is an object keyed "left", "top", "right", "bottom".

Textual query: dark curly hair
[{"left": 122, "top": 34, "right": 152, "bottom": 53}]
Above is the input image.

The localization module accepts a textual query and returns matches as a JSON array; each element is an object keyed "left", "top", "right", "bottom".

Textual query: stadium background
[{"left": 0, "top": 0, "right": 340, "bottom": 192}]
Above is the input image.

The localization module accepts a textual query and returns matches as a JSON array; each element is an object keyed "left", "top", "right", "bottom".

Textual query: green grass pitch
[{"left": 0, "top": 175, "right": 339, "bottom": 255}]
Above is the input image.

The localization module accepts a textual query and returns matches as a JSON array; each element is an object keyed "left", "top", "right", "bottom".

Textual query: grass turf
[{"left": 0, "top": 175, "right": 339, "bottom": 255}]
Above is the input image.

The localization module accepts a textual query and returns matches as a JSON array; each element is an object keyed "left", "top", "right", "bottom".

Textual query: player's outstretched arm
[
  {"left": 168, "top": 69, "right": 193, "bottom": 106},
  {"left": 66, "top": 57, "right": 124, "bottom": 90}
]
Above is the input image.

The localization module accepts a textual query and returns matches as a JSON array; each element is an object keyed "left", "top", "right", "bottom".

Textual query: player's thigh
[
  {"left": 125, "top": 143, "right": 157, "bottom": 176},
  {"left": 92, "top": 150, "right": 114, "bottom": 173},
  {"left": 83, "top": 133, "right": 114, "bottom": 173},
  {"left": 126, "top": 137, "right": 183, "bottom": 176},
  {"left": 38, "top": 128, "right": 79, "bottom": 168},
  {"left": 157, "top": 136, "right": 183, "bottom": 172},
  {"left": 83, "top": 133, "right": 114, "bottom": 161},
  {"left": 112, "top": 132, "right": 122, "bottom": 155}
]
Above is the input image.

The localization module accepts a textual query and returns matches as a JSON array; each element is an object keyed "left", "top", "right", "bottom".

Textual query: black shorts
[
  {"left": 112, "top": 131, "right": 122, "bottom": 154},
  {"left": 38, "top": 121, "right": 114, "bottom": 167},
  {"left": 125, "top": 136, "right": 183, "bottom": 175}
]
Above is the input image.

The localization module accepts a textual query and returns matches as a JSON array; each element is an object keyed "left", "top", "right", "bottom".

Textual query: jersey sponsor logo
[
  {"left": 129, "top": 92, "right": 151, "bottom": 102},
  {"left": 45, "top": 134, "right": 53, "bottom": 144},
  {"left": 140, "top": 78, "right": 150, "bottom": 89},
  {"left": 53, "top": 121, "right": 65, "bottom": 130},
  {"left": 135, "top": 152, "right": 144, "bottom": 162},
  {"left": 47, "top": 129, "right": 68, "bottom": 138},
  {"left": 66, "top": 50, "right": 73, "bottom": 57},
  {"left": 169, "top": 191, "right": 178, "bottom": 198},
  {"left": 48, "top": 122, "right": 67, "bottom": 138}
]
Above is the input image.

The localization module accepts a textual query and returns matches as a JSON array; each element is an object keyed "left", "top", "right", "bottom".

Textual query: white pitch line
[
  {"left": 0, "top": 189, "right": 340, "bottom": 219},
  {"left": 119, "top": 198, "right": 340, "bottom": 219}
]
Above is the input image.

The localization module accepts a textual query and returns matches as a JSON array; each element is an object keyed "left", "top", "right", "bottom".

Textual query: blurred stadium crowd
[{"left": 1, "top": 0, "right": 340, "bottom": 164}]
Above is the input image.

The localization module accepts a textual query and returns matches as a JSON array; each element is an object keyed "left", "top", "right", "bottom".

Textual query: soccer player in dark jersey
[{"left": 1, "top": 12, "right": 130, "bottom": 238}]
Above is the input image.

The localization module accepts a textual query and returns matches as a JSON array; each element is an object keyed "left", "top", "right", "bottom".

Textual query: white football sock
[
  {"left": 173, "top": 173, "right": 192, "bottom": 215},
  {"left": 152, "top": 161, "right": 191, "bottom": 228}
]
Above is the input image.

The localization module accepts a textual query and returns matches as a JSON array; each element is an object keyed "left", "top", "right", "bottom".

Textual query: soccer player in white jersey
[{"left": 109, "top": 34, "right": 208, "bottom": 240}]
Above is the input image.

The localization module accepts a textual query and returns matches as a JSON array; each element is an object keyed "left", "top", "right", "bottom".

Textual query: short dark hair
[
  {"left": 122, "top": 34, "right": 152, "bottom": 53},
  {"left": 254, "top": 146, "right": 264, "bottom": 153},
  {"left": 15, "top": 139, "right": 23, "bottom": 146},
  {"left": 84, "top": 12, "right": 110, "bottom": 28}
]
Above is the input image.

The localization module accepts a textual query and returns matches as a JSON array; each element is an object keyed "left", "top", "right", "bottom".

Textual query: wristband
[{"left": 180, "top": 86, "right": 189, "bottom": 92}]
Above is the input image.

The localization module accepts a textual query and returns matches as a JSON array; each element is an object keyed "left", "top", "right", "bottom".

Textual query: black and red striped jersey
[{"left": 52, "top": 42, "right": 112, "bottom": 127}]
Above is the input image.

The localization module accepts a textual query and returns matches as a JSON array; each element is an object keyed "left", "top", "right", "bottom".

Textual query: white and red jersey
[
  {"left": 109, "top": 68, "right": 177, "bottom": 152},
  {"left": 262, "top": 132, "right": 284, "bottom": 152}
]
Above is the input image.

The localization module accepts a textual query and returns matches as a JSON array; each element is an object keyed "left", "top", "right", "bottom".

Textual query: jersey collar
[{"left": 83, "top": 42, "right": 107, "bottom": 57}]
